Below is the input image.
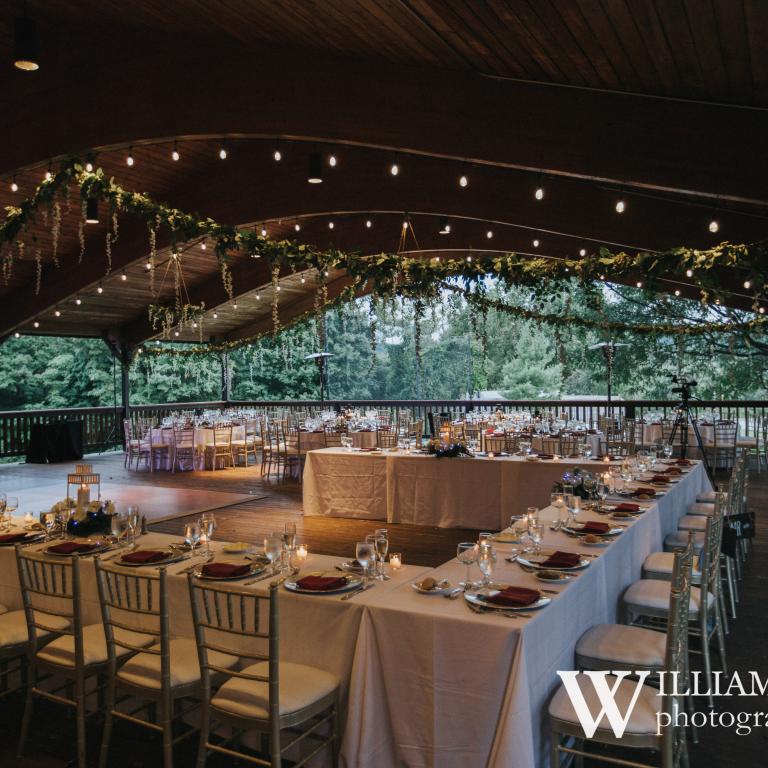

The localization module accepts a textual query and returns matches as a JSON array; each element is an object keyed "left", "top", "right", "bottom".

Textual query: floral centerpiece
[
  {"left": 51, "top": 498, "right": 116, "bottom": 536},
  {"left": 551, "top": 467, "right": 596, "bottom": 499},
  {"left": 426, "top": 439, "right": 473, "bottom": 459}
]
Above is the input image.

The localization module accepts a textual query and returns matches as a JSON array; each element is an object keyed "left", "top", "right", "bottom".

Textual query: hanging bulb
[
  {"left": 171, "top": 142, "right": 180, "bottom": 161},
  {"left": 636, "top": 281, "right": 643, "bottom": 288},
  {"left": 276, "top": 285, "right": 281, "bottom": 292},
  {"left": 14, "top": 332, "right": 20, "bottom": 338},
  {"left": 402, "top": 218, "right": 409, "bottom": 230},
  {"left": 466, "top": 255, "right": 472, "bottom": 263},
  {"left": 33, "top": 321, "right": 39, "bottom": 328},
  {"left": 233, "top": 302, "right": 238, "bottom": 309},
  {"left": 674, "top": 289, "right": 681, "bottom": 296},
  {"left": 10, "top": 177, "right": 18, "bottom": 192},
  {"left": 459, "top": 174, "right": 468, "bottom": 188},
  {"left": 96, "top": 284, "right": 104, "bottom": 294},
  {"left": 75, "top": 297, "right": 82, "bottom": 305},
  {"left": 213, "top": 311, "right": 218, "bottom": 319},
  {"left": 579, "top": 248, "right": 587, "bottom": 257},
  {"left": 174, "top": 331, "right": 180, "bottom": 337},
  {"left": 685, "top": 269, "right": 693, "bottom": 278},
  {"left": 54, "top": 308, "right": 61, "bottom": 317},
  {"left": 120, "top": 271, "right": 127, "bottom": 281},
  {"left": 85, "top": 161, "right": 93, "bottom": 173},
  {"left": 273, "top": 148, "right": 282, "bottom": 162},
  {"left": 390, "top": 162, "right": 399, "bottom": 176},
  {"left": 365, "top": 218, "right": 373, "bottom": 228},
  {"left": 44, "top": 168, "right": 52, "bottom": 181},
  {"left": 486, "top": 230, "right": 493, "bottom": 239},
  {"left": 294, "top": 223, "right": 301, "bottom": 232},
  {"left": 300, "top": 276, "right": 306, "bottom": 284},
  {"left": 744, "top": 280, "right": 752, "bottom": 290},
  {"left": 260, "top": 226, "right": 267, "bottom": 237},
  {"left": 615, "top": 199, "right": 625, "bottom": 213},
  {"left": 200, "top": 242, "right": 206, "bottom": 250},
  {"left": 534, "top": 187, "right": 544, "bottom": 201},
  {"left": 439, "top": 216, "right": 450, "bottom": 235},
  {"left": 709, "top": 219, "right": 719, "bottom": 233},
  {"left": 126, "top": 147, "right": 134, "bottom": 166},
  {"left": 328, "top": 221, "right": 334, "bottom": 229},
  {"left": 219, "top": 146, "right": 227, "bottom": 160},
  {"left": 145, "top": 260, "right": 152, "bottom": 270},
  {"left": 328, "top": 154, "right": 337, "bottom": 167},
  {"left": 533, "top": 239, "right": 540, "bottom": 248}
]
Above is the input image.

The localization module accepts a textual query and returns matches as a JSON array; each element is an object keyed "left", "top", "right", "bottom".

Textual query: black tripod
[{"left": 667, "top": 377, "right": 713, "bottom": 483}]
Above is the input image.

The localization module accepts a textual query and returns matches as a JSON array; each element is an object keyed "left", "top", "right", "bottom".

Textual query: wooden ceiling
[{"left": 0, "top": 1, "right": 766, "bottom": 345}]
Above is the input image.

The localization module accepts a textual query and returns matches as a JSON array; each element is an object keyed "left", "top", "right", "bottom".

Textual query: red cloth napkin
[
  {"left": 535, "top": 453, "right": 554, "bottom": 460},
  {"left": 632, "top": 487, "right": 657, "bottom": 497},
  {"left": 120, "top": 549, "right": 168, "bottom": 564},
  {"left": 651, "top": 475, "right": 671, "bottom": 484},
  {"left": 47, "top": 541, "right": 99, "bottom": 555},
  {"left": 541, "top": 551, "right": 581, "bottom": 568},
  {"left": 485, "top": 428, "right": 495, "bottom": 435},
  {"left": 483, "top": 586, "right": 540, "bottom": 607},
  {"left": 663, "top": 467, "right": 682, "bottom": 475},
  {"left": 202, "top": 562, "right": 251, "bottom": 578},
  {"left": 0, "top": 532, "right": 32, "bottom": 544},
  {"left": 577, "top": 521, "right": 610, "bottom": 534},
  {"left": 613, "top": 503, "right": 640, "bottom": 512},
  {"left": 296, "top": 575, "right": 349, "bottom": 591},
  {"left": 587, "top": 429, "right": 597, "bottom": 434},
  {"left": 675, "top": 459, "right": 692, "bottom": 466}
]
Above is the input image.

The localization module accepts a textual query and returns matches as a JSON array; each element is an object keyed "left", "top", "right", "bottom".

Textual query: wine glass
[
  {"left": 200, "top": 512, "right": 217, "bottom": 553},
  {"left": 184, "top": 522, "right": 202, "bottom": 555},
  {"left": 663, "top": 443, "right": 674, "bottom": 460},
  {"left": 355, "top": 540, "right": 375, "bottom": 582},
  {"left": 477, "top": 543, "right": 494, "bottom": 586},
  {"left": 564, "top": 493, "right": 578, "bottom": 528},
  {"left": 456, "top": 542, "right": 477, "bottom": 590},
  {"left": 40, "top": 511, "right": 57, "bottom": 541},
  {"left": 4, "top": 497, "right": 18, "bottom": 523},
  {"left": 529, "top": 522, "right": 544, "bottom": 555},
  {"left": 596, "top": 482, "right": 609, "bottom": 512},
  {"left": 583, "top": 443, "right": 594, "bottom": 460},
  {"left": 374, "top": 528, "right": 389, "bottom": 580},
  {"left": 110, "top": 510, "right": 128, "bottom": 543},
  {"left": 264, "top": 533, "right": 283, "bottom": 574},
  {"left": 127, "top": 506, "right": 140, "bottom": 548}
]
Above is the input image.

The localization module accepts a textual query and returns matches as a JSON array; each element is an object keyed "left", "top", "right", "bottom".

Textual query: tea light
[
  {"left": 487, "top": 452, "right": 495, "bottom": 459},
  {"left": 389, "top": 553, "right": 402, "bottom": 570},
  {"left": 295, "top": 544, "right": 308, "bottom": 562},
  {"left": 602, "top": 455, "right": 610, "bottom": 464}
]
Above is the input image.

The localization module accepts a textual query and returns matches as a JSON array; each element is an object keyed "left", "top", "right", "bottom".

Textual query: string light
[
  {"left": 174, "top": 331, "right": 180, "bottom": 337},
  {"left": 708, "top": 219, "right": 719, "bottom": 233},
  {"left": 54, "top": 309, "right": 61, "bottom": 317},
  {"left": 324, "top": 270, "right": 330, "bottom": 277},
  {"left": 97, "top": 284, "right": 103, "bottom": 294},
  {"left": 685, "top": 269, "right": 693, "bottom": 278},
  {"left": 328, "top": 154, "right": 337, "bottom": 167},
  {"left": 44, "top": 168, "right": 52, "bottom": 181},
  {"left": 145, "top": 260, "right": 152, "bottom": 270},
  {"left": 365, "top": 219, "right": 373, "bottom": 228},
  {"left": 328, "top": 221, "right": 334, "bottom": 229},
  {"left": 636, "top": 281, "right": 643, "bottom": 288},
  {"left": 674, "top": 289, "right": 681, "bottom": 296},
  {"left": 213, "top": 311, "right": 218, "bottom": 319},
  {"left": 256, "top": 294, "right": 261, "bottom": 300},
  {"left": 534, "top": 187, "right": 544, "bottom": 201},
  {"left": 75, "top": 297, "right": 82, "bottom": 305},
  {"left": 233, "top": 302, "right": 238, "bottom": 309},
  {"left": 533, "top": 239, "right": 540, "bottom": 248},
  {"left": 300, "top": 276, "right": 306, "bottom": 284},
  {"left": 276, "top": 284, "right": 281, "bottom": 292},
  {"left": 439, "top": 216, "right": 450, "bottom": 235},
  {"left": 459, "top": 174, "right": 468, "bottom": 188},
  {"left": 294, "top": 223, "right": 301, "bottom": 232},
  {"left": 219, "top": 146, "right": 227, "bottom": 160},
  {"left": 273, "top": 148, "right": 282, "bottom": 162},
  {"left": 466, "top": 255, "right": 472, "bottom": 263},
  {"left": 615, "top": 199, "right": 626, "bottom": 213},
  {"left": 120, "top": 271, "right": 127, "bottom": 281},
  {"left": 744, "top": 280, "right": 752, "bottom": 290},
  {"left": 33, "top": 321, "right": 39, "bottom": 328},
  {"left": 85, "top": 162, "right": 93, "bottom": 172},
  {"left": 171, "top": 142, "right": 180, "bottom": 161},
  {"left": 200, "top": 242, "right": 206, "bottom": 250},
  {"left": 126, "top": 147, "right": 134, "bottom": 167},
  {"left": 486, "top": 230, "right": 493, "bottom": 239},
  {"left": 579, "top": 248, "right": 587, "bottom": 257},
  {"left": 760, "top": 307, "right": 765, "bottom": 315},
  {"left": 10, "top": 177, "right": 18, "bottom": 192},
  {"left": 402, "top": 218, "right": 409, "bottom": 230},
  {"left": 155, "top": 340, "right": 160, "bottom": 345},
  {"left": 14, "top": 332, "right": 19, "bottom": 338},
  {"left": 192, "top": 322, "right": 198, "bottom": 328},
  {"left": 260, "top": 226, "right": 267, "bottom": 237}
]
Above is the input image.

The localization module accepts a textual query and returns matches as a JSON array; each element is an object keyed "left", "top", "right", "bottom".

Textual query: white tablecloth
[
  {"left": 641, "top": 422, "right": 714, "bottom": 447},
  {"left": 304, "top": 449, "right": 615, "bottom": 529}
]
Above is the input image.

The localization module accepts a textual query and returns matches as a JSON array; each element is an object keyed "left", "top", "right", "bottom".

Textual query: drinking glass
[
  {"left": 184, "top": 522, "right": 202, "bottom": 555},
  {"left": 127, "top": 506, "right": 140, "bottom": 548},
  {"left": 550, "top": 493, "right": 566, "bottom": 529},
  {"left": 529, "top": 522, "right": 544, "bottom": 555},
  {"left": 283, "top": 522, "right": 297, "bottom": 551},
  {"left": 456, "top": 542, "right": 478, "bottom": 589},
  {"left": 564, "top": 494, "right": 578, "bottom": 527},
  {"left": 477, "top": 543, "right": 494, "bottom": 586},
  {"left": 526, "top": 506, "right": 539, "bottom": 525},
  {"left": 200, "top": 512, "right": 217, "bottom": 553},
  {"left": 264, "top": 533, "right": 283, "bottom": 574},
  {"left": 519, "top": 440, "right": 531, "bottom": 456},
  {"left": 582, "top": 475, "right": 597, "bottom": 499},
  {"left": 110, "top": 510, "right": 129, "bottom": 542},
  {"left": 478, "top": 532, "right": 493, "bottom": 546},
  {"left": 355, "top": 540, "right": 375, "bottom": 582},
  {"left": 40, "top": 511, "right": 57, "bottom": 540},
  {"left": 4, "top": 497, "right": 18, "bottom": 521},
  {"left": 663, "top": 443, "right": 674, "bottom": 460},
  {"left": 597, "top": 482, "right": 609, "bottom": 512},
  {"left": 583, "top": 443, "right": 594, "bottom": 460},
  {"left": 374, "top": 528, "right": 389, "bottom": 579}
]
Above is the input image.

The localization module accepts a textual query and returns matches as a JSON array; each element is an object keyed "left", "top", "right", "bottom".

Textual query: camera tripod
[{"left": 667, "top": 395, "right": 714, "bottom": 484}]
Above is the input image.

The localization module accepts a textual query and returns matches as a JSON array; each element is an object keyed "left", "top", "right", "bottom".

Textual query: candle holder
[{"left": 389, "top": 553, "right": 402, "bottom": 570}]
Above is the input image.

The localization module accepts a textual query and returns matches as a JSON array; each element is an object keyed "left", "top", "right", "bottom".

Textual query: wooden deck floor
[{"left": 0, "top": 452, "right": 765, "bottom": 766}]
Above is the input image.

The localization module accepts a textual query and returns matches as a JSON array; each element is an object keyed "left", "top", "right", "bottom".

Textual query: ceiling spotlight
[
  {"left": 171, "top": 142, "right": 180, "bottom": 161},
  {"left": 486, "top": 230, "right": 493, "bottom": 239},
  {"left": 744, "top": 280, "right": 752, "bottom": 290},
  {"left": 365, "top": 218, "right": 373, "bottom": 228},
  {"left": 96, "top": 284, "right": 103, "bottom": 294},
  {"left": 10, "top": 177, "right": 18, "bottom": 192},
  {"left": 328, "top": 154, "right": 337, "bottom": 167},
  {"left": 390, "top": 162, "right": 399, "bottom": 176},
  {"left": 328, "top": 221, "right": 334, "bottom": 229},
  {"left": 308, "top": 152, "right": 323, "bottom": 183},
  {"left": 273, "top": 148, "right": 282, "bottom": 162},
  {"left": 534, "top": 187, "right": 544, "bottom": 201},
  {"left": 33, "top": 321, "right": 39, "bottom": 328},
  {"left": 533, "top": 239, "right": 540, "bottom": 248},
  {"left": 14, "top": 16, "right": 39, "bottom": 71},
  {"left": 294, "top": 223, "right": 301, "bottom": 232},
  {"left": 75, "top": 297, "right": 82, "bottom": 305},
  {"left": 120, "top": 271, "right": 127, "bottom": 281},
  {"left": 459, "top": 174, "right": 468, "bottom": 188},
  {"left": 439, "top": 216, "right": 450, "bottom": 235},
  {"left": 85, "top": 198, "right": 99, "bottom": 224},
  {"left": 126, "top": 147, "right": 134, "bottom": 167},
  {"left": 674, "top": 289, "right": 681, "bottom": 296},
  {"left": 579, "top": 248, "right": 587, "bottom": 257},
  {"left": 709, "top": 219, "right": 719, "bottom": 233},
  {"left": 615, "top": 199, "right": 626, "bottom": 213},
  {"left": 219, "top": 146, "right": 227, "bottom": 160}
]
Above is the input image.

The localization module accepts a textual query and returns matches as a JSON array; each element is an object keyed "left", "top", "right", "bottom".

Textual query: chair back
[
  {"left": 715, "top": 421, "right": 737, "bottom": 447},
  {"left": 94, "top": 560, "right": 167, "bottom": 675},
  {"left": 213, "top": 425, "right": 233, "bottom": 446},
  {"left": 123, "top": 419, "right": 133, "bottom": 447},
  {"left": 173, "top": 425, "right": 195, "bottom": 450},
  {"left": 324, "top": 428, "right": 342, "bottom": 448},
  {"left": 698, "top": 491, "right": 726, "bottom": 604},
  {"left": 16, "top": 548, "right": 82, "bottom": 661},
  {"left": 377, "top": 429, "right": 398, "bottom": 449}
]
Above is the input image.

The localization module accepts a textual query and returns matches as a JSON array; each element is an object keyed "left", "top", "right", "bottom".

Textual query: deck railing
[{"left": 1, "top": 398, "right": 766, "bottom": 460}]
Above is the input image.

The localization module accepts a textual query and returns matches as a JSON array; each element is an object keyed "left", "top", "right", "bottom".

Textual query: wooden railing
[{"left": 2, "top": 398, "right": 767, "bottom": 460}]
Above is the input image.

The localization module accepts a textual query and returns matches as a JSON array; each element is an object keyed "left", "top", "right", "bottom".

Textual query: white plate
[
  {"left": 284, "top": 573, "right": 363, "bottom": 594},
  {"left": 115, "top": 549, "right": 187, "bottom": 567},
  {"left": 491, "top": 531, "right": 524, "bottom": 544},
  {"left": 0, "top": 531, "right": 45, "bottom": 546},
  {"left": 338, "top": 561, "right": 365, "bottom": 573},
  {"left": 194, "top": 562, "right": 266, "bottom": 581},
  {"left": 222, "top": 542, "right": 251, "bottom": 554},
  {"left": 563, "top": 525, "right": 623, "bottom": 537},
  {"left": 464, "top": 589, "right": 551, "bottom": 612},
  {"left": 535, "top": 571, "right": 573, "bottom": 584},
  {"left": 411, "top": 580, "right": 452, "bottom": 595},
  {"left": 518, "top": 553, "right": 591, "bottom": 571}
]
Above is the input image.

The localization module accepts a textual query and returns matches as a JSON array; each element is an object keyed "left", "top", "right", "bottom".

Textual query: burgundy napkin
[
  {"left": 47, "top": 541, "right": 99, "bottom": 555},
  {"left": 587, "top": 429, "right": 597, "bottom": 434},
  {"left": 675, "top": 459, "right": 692, "bottom": 466},
  {"left": 120, "top": 549, "right": 168, "bottom": 564},
  {"left": 632, "top": 487, "right": 657, "bottom": 497},
  {"left": 662, "top": 467, "right": 682, "bottom": 476},
  {"left": 0, "top": 532, "right": 32, "bottom": 544},
  {"left": 541, "top": 551, "right": 581, "bottom": 568},
  {"left": 483, "top": 586, "right": 540, "bottom": 607},
  {"left": 296, "top": 575, "right": 348, "bottom": 591},
  {"left": 613, "top": 503, "right": 640, "bottom": 512},
  {"left": 651, "top": 475, "right": 671, "bottom": 484},
  {"left": 202, "top": 562, "right": 250, "bottom": 578},
  {"left": 535, "top": 453, "right": 554, "bottom": 460},
  {"left": 577, "top": 521, "right": 610, "bottom": 535}
]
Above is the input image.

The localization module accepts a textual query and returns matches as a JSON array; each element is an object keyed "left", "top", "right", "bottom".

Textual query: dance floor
[{"left": 0, "top": 452, "right": 764, "bottom": 768}]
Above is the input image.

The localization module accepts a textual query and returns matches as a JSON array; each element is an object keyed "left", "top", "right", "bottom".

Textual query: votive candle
[
  {"left": 296, "top": 544, "right": 308, "bottom": 562},
  {"left": 389, "top": 553, "right": 402, "bottom": 570}
]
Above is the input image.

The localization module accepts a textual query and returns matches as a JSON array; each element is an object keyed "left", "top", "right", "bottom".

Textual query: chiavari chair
[
  {"left": 205, "top": 424, "right": 235, "bottom": 471},
  {"left": 710, "top": 420, "right": 737, "bottom": 470},
  {"left": 188, "top": 578, "right": 340, "bottom": 768},
  {"left": 171, "top": 424, "right": 197, "bottom": 473}
]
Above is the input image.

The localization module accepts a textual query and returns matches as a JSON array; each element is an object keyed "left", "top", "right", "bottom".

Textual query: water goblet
[
  {"left": 583, "top": 443, "right": 594, "bottom": 460},
  {"left": 477, "top": 543, "right": 494, "bottom": 586},
  {"left": 264, "top": 533, "right": 283, "bottom": 574},
  {"left": 184, "top": 522, "right": 202, "bottom": 555},
  {"left": 40, "top": 511, "right": 57, "bottom": 541},
  {"left": 529, "top": 522, "right": 545, "bottom": 555},
  {"left": 597, "top": 482, "right": 609, "bottom": 512},
  {"left": 550, "top": 493, "right": 566, "bottom": 529},
  {"left": 283, "top": 522, "right": 297, "bottom": 551},
  {"left": 355, "top": 540, "right": 375, "bottom": 582},
  {"left": 127, "top": 505, "right": 140, "bottom": 548},
  {"left": 456, "top": 542, "right": 478, "bottom": 589},
  {"left": 4, "top": 497, "right": 18, "bottom": 526},
  {"left": 200, "top": 512, "right": 217, "bottom": 553},
  {"left": 663, "top": 443, "right": 674, "bottom": 460}
]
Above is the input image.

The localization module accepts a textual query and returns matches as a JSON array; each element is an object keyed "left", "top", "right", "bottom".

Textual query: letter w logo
[{"left": 557, "top": 671, "right": 651, "bottom": 739}]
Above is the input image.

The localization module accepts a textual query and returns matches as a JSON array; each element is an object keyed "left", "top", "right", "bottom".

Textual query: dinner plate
[
  {"left": 221, "top": 541, "right": 251, "bottom": 554},
  {"left": 490, "top": 531, "right": 524, "bottom": 544},
  {"left": 562, "top": 524, "right": 623, "bottom": 537},
  {"left": 616, "top": 489, "right": 663, "bottom": 498},
  {"left": 465, "top": 588, "right": 551, "bottom": 612},
  {"left": 284, "top": 573, "right": 363, "bottom": 594},
  {"left": 518, "top": 553, "right": 591, "bottom": 571},
  {"left": 44, "top": 539, "right": 113, "bottom": 557},
  {"left": 535, "top": 570, "right": 573, "bottom": 584},
  {"left": 193, "top": 562, "right": 266, "bottom": 580},
  {"left": 115, "top": 548, "right": 187, "bottom": 567},
  {"left": 411, "top": 580, "right": 452, "bottom": 595},
  {"left": 0, "top": 530, "right": 45, "bottom": 546},
  {"left": 338, "top": 561, "right": 365, "bottom": 573}
]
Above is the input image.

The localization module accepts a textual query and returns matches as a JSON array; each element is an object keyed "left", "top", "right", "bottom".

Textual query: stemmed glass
[
  {"left": 477, "top": 543, "right": 494, "bottom": 586},
  {"left": 528, "top": 522, "right": 544, "bottom": 555},
  {"left": 4, "top": 497, "right": 18, "bottom": 528},
  {"left": 596, "top": 481, "right": 609, "bottom": 513},
  {"left": 663, "top": 443, "right": 674, "bottom": 460},
  {"left": 127, "top": 506, "right": 140, "bottom": 548},
  {"left": 582, "top": 475, "right": 597, "bottom": 500},
  {"left": 355, "top": 540, "right": 375, "bottom": 582},
  {"left": 456, "top": 542, "right": 478, "bottom": 589},
  {"left": 184, "top": 522, "right": 202, "bottom": 555},
  {"left": 283, "top": 522, "right": 297, "bottom": 568},
  {"left": 583, "top": 443, "right": 594, "bottom": 460},
  {"left": 40, "top": 511, "right": 57, "bottom": 541},
  {"left": 264, "top": 532, "right": 283, "bottom": 574},
  {"left": 564, "top": 493, "right": 579, "bottom": 528},
  {"left": 374, "top": 528, "right": 389, "bottom": 579},
  {"left": 200, "top": 512, "right": 217, "bottom": 553}
]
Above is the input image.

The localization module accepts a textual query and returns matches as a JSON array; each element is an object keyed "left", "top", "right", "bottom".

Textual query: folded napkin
[
  {"left": 485, "top": 428, "right": 496, "bottom": 435},
  {"left": 0, "top": 531, "right": 32, "bottom": 544},
  {"left": 120, "top": 549, "right": 168, "bottom": 564},
  {"left": 535, "top": 453, "right": 554, "bottom": 460},
  {"left": 296, "top": 575, "right": 349, "bottom": 591},
  {"left": 632, "top": 487, "right": 657, "bottom": 497},
  {"left": 651, "top": 475, "right": 670, "bottom": 484},
  {"left": 483, "top": 586, "right": 540, "bottom": 607},
  {"left": 577, "top": 521, "right": 610, "bottom": 535},
  {"left": 663, "top": 467, "right": 682, "bottom": 475},
  {"left": 613, "top": 503, "right": 640, "bottom": 512},
  {"left": 587, "top": 429, "right": 598, "bottom": 434},
  {"left": 675, "top": 459, "right": 692, "bottom": 466},
  {"left": 202, "top": 562, "right": 250, "bottom": 578},
  {"left": 47, "top": 541, "right": 99, "bottom": 555},
  {"left": 541, "top": 551, "right": 581, "bottom": 568}
]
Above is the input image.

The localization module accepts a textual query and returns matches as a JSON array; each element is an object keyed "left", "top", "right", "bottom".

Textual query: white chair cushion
[
  {"left": 678, "top": 515, "right": 707, "bottom": 531},
  {"left": 211, "top": 661, "right": 339, "bottom": 720},
  {"left": 117, "top": 638, "right": 237, "bottom": 690},
  {"left": 549, "top": 674, "right": 660, "bottom": 736},
  {"left": 696, "top": 491, "right": 726, "bottom": 504},
  {"left": 623, "top": 579, "right": 712, "bottom": 617},
  {"left": 575, "top": 624, "right": 666, "bottom": 669},
  {"left": 642, "top": 551, "right": 701, "bottom": 582},
  {"left": 735, "top": 437, "right": 757, "bottom": 447},
  {"left": 664, "top": 531, "right": 704, "bottom": 552},
  {"left": 0, "top": 609, "right": 70, "bottom": 647},
  {"left": 37, "top": 623, "right": 154, "bottom": 668},
  {"left": 687, "top": 503, "right": 716, "bottom": 516}
]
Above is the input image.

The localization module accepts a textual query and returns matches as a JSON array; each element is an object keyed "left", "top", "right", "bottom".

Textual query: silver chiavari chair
[
  {"left": 172, "top": 423, "right": 197, "bottom": 473},
  {"left": 188, "top": 578, "right": 340, "bottom": 768}
]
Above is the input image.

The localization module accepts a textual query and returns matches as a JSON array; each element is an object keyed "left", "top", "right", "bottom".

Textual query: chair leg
[
  {"left": 76, "top": 673, "right": 87, "bottom": 768},
  {"left": 16, "top": 665, "right": 34, "bottom": 757},
  {"left": 99, "top": 677, "right": 116, "bottom": 768},
  {"left": 715, "top": 609, "right": 728, "bottom": 676},
  {"left": 726, "top": 558, "right": 738, "bottom": 619},
  {"left": 697, "top": 616, "right": 714, "bottom": 708}
]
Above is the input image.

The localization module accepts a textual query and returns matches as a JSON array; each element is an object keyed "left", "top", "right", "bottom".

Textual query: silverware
[
  {"left": 274, "top": 568, "right": 299, "bottom": 586},
  {"left": 445, "top": 587, "right": 464, "bottom": 599},
  {"left": 341, "top": 582, "right": 374, "bottom": 600},
  {"left": 505, "top": 554, "right": 520, "bottom": 564},
  {"left": 243, "top": 570, "right": 277, "bottom": 586}
]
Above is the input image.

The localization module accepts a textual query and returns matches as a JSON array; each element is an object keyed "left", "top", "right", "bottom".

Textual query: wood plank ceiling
[{"left": 0, "top": 1, "right": 765, "bottom": 344}]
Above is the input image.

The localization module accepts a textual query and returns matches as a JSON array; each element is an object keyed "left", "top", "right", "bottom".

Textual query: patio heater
[
  {"left": 589, "top": 341, "right": 628, "bottom": 415},
  {"left": 305, "top": 352, "right": 334, "bottom": 406}
]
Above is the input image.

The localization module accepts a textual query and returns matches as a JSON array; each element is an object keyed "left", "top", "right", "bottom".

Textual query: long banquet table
[
  {"left": 0, "top": 460, "right": 709, "bottom": 767},
  {"left": 304, "top": 448, "right": 620, "bottom": 528}
]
